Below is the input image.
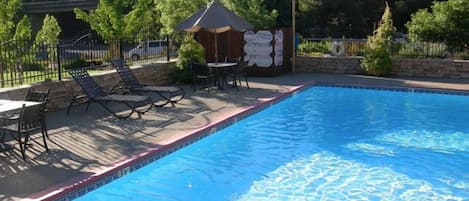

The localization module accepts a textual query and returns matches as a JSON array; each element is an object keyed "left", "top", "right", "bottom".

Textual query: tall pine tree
[{"left": 361, "top": 2, "right": 395, "bottom": 76}]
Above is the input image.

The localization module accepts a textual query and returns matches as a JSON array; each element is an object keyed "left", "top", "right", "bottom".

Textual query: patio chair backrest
[
  {"left": 18, "top": 103, "right": 46, "bottom": 131},
  {"left": 25, "top": 88, "right": 49, "bottom": 103},
  {"left": 111, "top": 59, "right": 144, "bottom": 89},
  {"left": 190, "top": 62, "right": 211, "bottom": 75},
  {"left": 68, "top": 69, "right": 106, "bottom": 99}
]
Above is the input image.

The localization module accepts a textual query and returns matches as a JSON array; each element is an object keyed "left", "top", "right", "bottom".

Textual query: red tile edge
[
  {"left": 30, "top": 80, "right": 316, "bottom": 201},
  {"left": 315, "top": 80, "right": 469, "bottom": 94}
]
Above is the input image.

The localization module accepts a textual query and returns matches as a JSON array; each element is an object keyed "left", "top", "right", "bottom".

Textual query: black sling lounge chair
[
  {"left": 111, "top": 59, "right": 185, "bottom": 107},
  {"left": 68, "top": 68, "right": 153, "bottom": 119}
]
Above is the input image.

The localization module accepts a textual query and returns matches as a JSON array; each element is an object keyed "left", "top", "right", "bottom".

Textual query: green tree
[
  {"left": 74, "top": 0, "right": 132, "bottom": 58},
  {"left": 14, "top": 16, "right": 32, "bottom": 41},
  {"left": 297, "top": 0, "right": 382, "bottom": 37},
  {"left": 223, "top": 0, "right": 278, "bottom": 29},
  {"left": 0, "top": 0, "right": 30, "bottom": 86},
  {"left": 0, "top": 0, "right": 21, "bottom": 42},
  {"left": 391, "top": 0, "right": 436, "bottom": 32},
  {"left": 35, "top": 14, "right": 62, "bottom": 45},
  {"left": 264, "top": 0, "right": 291, "bottom": 27},
  {"left": 296, "top": 0, "right": 436, "bottom": 38},
  {"left": 156, "top": 0, "right": 207, "bottom": 36},
  {"left": 361, "top": 2, "right": 395, "bottom": 76},
  {"left": 157, "top": 0, "right": 277, "bottom": 35},
  {"left": 34, "top": 14, "right": 61, "bottom": 74},
  {"left": 74, "top": 0, "right": 131, "bottom": 41},
  {"left": 125, "top": 0, "right": 162, "bottom": 42},
  {"left": 406, "top": 0, "right": 469, "bottom": 51},
  {"left": 12, "top": 15, "right": 33, "bottom": 84}
]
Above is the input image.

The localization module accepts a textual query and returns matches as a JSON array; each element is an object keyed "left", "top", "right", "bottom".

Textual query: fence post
[
  {"left": 166, "top": 35, "right": 170, "bottom": 62},
  {"left": 57, "top": 44, "right": 62, "bottom": 81},
  {"left": 119, "top": 39, "right": 124, "bottom": 60},
  {"left": 425, "top": 42, "right": 429, "bottom": 58},
  {"left": 0, "top": 44, "right": 4, "bottom": 88}
]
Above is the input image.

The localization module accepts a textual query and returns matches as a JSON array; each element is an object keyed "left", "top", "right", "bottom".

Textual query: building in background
[{"left": 22, "top": 0, "right": 97, "bottom": 39}]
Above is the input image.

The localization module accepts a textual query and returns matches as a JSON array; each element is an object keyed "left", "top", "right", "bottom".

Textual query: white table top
[
  {"left": 0, "top": 99, "right": 42, "bottom": 114},
  {"left": 207, "top": 62, "right": 237, "bottom": 68}
]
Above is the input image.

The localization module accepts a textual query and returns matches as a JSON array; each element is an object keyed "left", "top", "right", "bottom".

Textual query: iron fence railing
[
  {"left": 0, "top": 37, "right": 174, "bottom": 88},
  {"left": 298, "top": 38, "right": 469, "bottom": 60}
]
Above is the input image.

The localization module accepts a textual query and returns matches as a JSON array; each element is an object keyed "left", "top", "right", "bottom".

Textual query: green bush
[
  {"left": 362, "top": 47, "right": 392, "bottom": 75},
  {"left": 176, "top": 36, "right": 205, "bottom": 70},
  {"left": 22, "top": 62, "right": 45, "bottom": 71},
  {"left": 63, "top": 58, "right": 87, "bottom": 70},
  {"left": 361, "top": 2, "right": 395, "bottom": 76},
  {"left": 172, "top": 67, "right": 192, "bottom": 84},
  {"left": 63, "top": 58, "right": 103, "bottom": 70},
  {"left": 174, "top": 37, "right": 205, "bottom": 83},
  {"left": 298, "top": 40, "right": 331, "bottom": 56}
]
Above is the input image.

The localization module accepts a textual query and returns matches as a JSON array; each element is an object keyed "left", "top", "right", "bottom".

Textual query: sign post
[{"left": 292, "top": 0, "right": 296, "bottom": 72}]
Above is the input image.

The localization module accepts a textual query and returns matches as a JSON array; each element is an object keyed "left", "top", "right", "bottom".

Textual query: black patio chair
[
  {"left": 190, "top": 61, "right": 214, "bottom": 92},
  {"left": 0, "top": 88, "right": 50, "bottom": 144},
  {"left": 0, "top": 103, "right": 48, "bottom": 160},
  {"left": 24, "top": 88, "right": 49, "bottom": 103},
  {"left": 111, "top": 59, "right": 185, "bottom": 107},
  {"left": 235, "top": 60, "right": 250, "bottom": 89},
  {"left": 67, "top": 68, "right": 153, "bottom": 119},
  {"left": 24, "top": 88, "right": 50, "bottom": 138},
  {"left": 224, "top": 57, "right": 242, "bottom": 90}
]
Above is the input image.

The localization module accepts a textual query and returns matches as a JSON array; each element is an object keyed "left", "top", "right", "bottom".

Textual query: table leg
[{"left": 220, "top": 69, "right": 226, "bottom": 90}]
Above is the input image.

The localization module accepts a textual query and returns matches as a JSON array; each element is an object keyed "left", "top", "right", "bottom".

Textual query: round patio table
[{"left": 207, "top": 62, "right": 238, "bottom": 90}]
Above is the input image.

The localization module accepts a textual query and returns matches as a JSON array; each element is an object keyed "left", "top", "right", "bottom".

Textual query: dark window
[
  {"left": 160, "top": 41, "right": 168, "bottom": 46},
  {"left": 149, "top": 42, "right": 160, "bottom": 47}
]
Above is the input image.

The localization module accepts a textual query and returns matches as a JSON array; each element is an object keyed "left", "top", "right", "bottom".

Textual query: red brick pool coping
[{"left": 30, "top": 80, "right": 469, "bottom": 200}]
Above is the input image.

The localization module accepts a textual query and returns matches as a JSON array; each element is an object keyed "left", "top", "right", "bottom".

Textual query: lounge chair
[
  {"left": 111, "top": 59, "right": 185, "bottom": 107},
  {"left": 67, "top": 68, "right": 153, "bottom": 119}
]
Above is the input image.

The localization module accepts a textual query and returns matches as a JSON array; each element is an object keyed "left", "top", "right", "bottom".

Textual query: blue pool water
[{"left": 77, "top": 86, "right": 469, "bottom": 200}]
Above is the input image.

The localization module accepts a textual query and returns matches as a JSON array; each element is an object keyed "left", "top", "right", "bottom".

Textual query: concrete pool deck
[{"left": 1, "top": 73, "right": 469, "bottom": 200}]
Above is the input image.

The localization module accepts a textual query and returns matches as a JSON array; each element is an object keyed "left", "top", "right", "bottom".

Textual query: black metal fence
[
  {"left": 298, "top": 38, "right": 469, "bottom": 60},
  {"left": 0, "top": 37, "right": 174, "bottom": 88}
]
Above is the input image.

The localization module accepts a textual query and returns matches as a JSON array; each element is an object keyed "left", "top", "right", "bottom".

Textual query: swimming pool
[{"left": 76, "top": 86, "right": 469, "bottom": 200}]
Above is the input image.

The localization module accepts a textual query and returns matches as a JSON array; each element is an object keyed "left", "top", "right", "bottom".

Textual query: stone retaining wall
[
  {"left": 296, "top": 56, "right": 469, "bottom": 78},
  {"left": 0, "top": 62, "right": 176, "bottom": 111},
  {"left": 391, "top": 58, "right": 469, "bottom": 78},
  {"left": 296, "top": 56, "right": 363, "bottom": 74}
]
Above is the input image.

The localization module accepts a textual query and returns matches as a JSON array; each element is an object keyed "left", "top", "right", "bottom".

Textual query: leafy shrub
[
  {"left": 298, "top": 40, "right": 331, "bottom": 56},
  {"left": 63, "top": 58, "right": 87, "bottom": 70},
  {"left": 174, "top": 37, "right": 205, "bottom": 83},
  {"left": 63, "top": 58, "right": 103, "bottom": 70},
  {"left": 172, "top": 67, "right": 192, "bottom": 84},
  {"left": 176, "top": 36, "right": 205, "bottom": 69},
  {"left": 361, "top": 2, "right": 395, "bottom": 76},
  {"left": 22, "top": 62, "right": 45, "bottom": 71},
  {"left": 362, "top": 47, "right": 392, "bottom": 75}
]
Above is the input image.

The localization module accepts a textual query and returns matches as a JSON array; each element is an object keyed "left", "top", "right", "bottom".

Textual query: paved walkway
[{"left": 1, "top": 73, "right": 469, "bottom": 200}]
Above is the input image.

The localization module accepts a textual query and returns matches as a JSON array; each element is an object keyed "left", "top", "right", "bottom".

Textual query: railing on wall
[
  {"left": 298, "top": 38, "right": 469, "bottom": 60},
  {"left": 0, "top": 37, "right": 175, "bottom": 88}
]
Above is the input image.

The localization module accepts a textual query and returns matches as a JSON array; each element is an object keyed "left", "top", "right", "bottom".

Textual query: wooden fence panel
[{"left": 195, "top": 27, "right": 293, "bottom": 76}]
